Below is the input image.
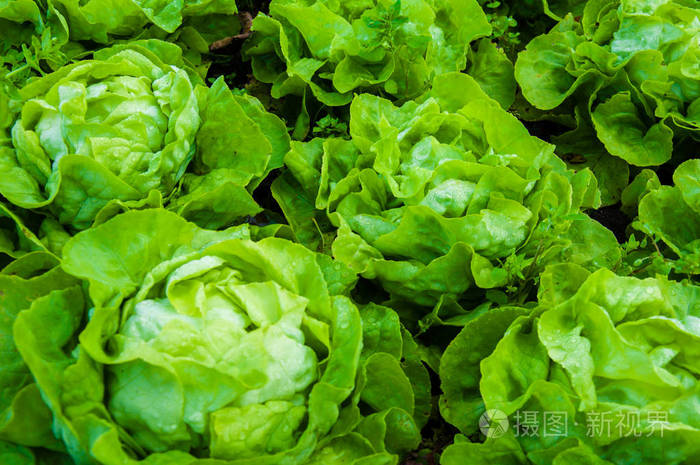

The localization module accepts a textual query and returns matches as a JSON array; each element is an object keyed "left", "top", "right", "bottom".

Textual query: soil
[{"left": 588, "top": 204, "right": 631, "bottom": 242}]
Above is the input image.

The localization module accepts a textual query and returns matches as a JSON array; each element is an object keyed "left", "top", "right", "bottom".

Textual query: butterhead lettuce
[
  {"left": 515, "top": 1, "right": 700, "bottom": 174},
  {"left": 274, "top": 73, "right": 618, "bottom": 319},
  {"left": 13, "top": 209, "right": 425, "bottom": 464},
  {"left": 243, "top": 0, "right": 492, "bottom": 135},
  {"left": 441, "top": 264, "right": 700, "bottom": 464},
  {"left": 0, "top": 41, "right": 201, "bottom": 230}
]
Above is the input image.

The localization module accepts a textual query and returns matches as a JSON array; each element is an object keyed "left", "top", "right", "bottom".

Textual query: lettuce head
[
  {"left": 13, "top": 209, "right": 426, "bottom": 464},
  {"left": 273, "top": 73, "right": 618, "bottom": 322},
  {"left": 514, "top": 0, "right": 700, "bottom": 205},
  {"left": 440, "top": 264, "right": 700, "bottom": 464},
  {"left": 0, "top": 41, "right": 201, "bottom": 230}
]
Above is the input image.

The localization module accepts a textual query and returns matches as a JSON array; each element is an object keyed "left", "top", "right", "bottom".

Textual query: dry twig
[{"left": 209, "top": 12, "right": 254, "bottom": 51}]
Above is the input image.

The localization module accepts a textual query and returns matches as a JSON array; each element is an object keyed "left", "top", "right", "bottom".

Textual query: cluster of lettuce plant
[{"left": 1, "top": 0, "right": 699, "bottom": 464}]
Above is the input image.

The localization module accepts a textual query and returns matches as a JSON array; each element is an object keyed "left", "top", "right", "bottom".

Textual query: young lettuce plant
[
  {"left": 475, "top": 0, "right": 579, "bottom": 56},
  {"left": 0, "top": 1, "right": 74, "bottom": 85},
  {"left": 440, "top": 263, "right": 700, "bottom": 464},
  {"left": 273, "top": 72, "right": 619, "bottom": 324},
  {"left": 13, "top": 209, "right": 426, "bottom": 465}
]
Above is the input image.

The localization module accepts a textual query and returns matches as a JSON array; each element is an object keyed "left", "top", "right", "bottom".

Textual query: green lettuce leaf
[
  {"left": 0, "top": 252, "right": 80, "bottom": 455},
  {"left": 634, "top": 159, "right": 700, "bottom": 275},
  {"left": 169, "top": 78, "right": 291, "bottom": 229},
  {"left": 0, "top": 202, "right": 46, "bottom": 265},
  {"left": 0, "top": 440, "right": 75, "bottom": 465}
]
